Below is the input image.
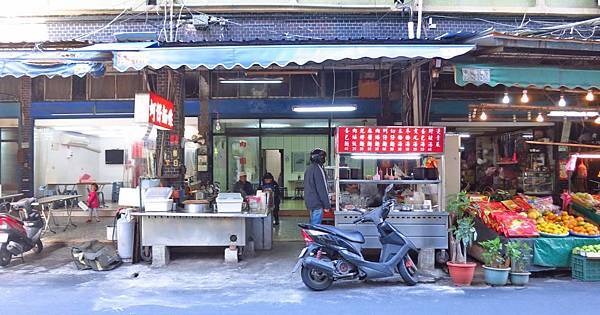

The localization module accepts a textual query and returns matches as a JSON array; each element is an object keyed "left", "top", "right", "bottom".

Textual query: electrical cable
[{"left": 72, "top": 0, "right": 146, "bottom": 41}]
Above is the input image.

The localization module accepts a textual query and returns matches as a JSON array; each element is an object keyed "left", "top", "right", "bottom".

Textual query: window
[
  {"left": 44, "top": 77, "right": 72, "bottom": 100},
  {"left": 290, "top": 74, "right": 319, "bottom": 97},
  {"left": 0, "top": 77, "right": 19, "bottom": 100},
  {"left": 325, "top": 70, "right": 353, "bottom": 98},
  {"left": 185, "top": 72, "right": 199, "bottom": 99},
  {"left": 88, "top": 73, "right": 143, "bottom": 100}
]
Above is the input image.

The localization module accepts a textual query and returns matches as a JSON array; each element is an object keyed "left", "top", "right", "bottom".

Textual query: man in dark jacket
[
  {"left": 303, "top": 148, "right": 331, "bottom": 224},
  {"left": 233, "top": 171, "right": 254, "bottom": 197}
]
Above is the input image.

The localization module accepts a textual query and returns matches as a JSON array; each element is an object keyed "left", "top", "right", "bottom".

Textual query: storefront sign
[
  {"left": 134, "top": 92, "right": 174, "bottom": 130},
  {"left": 337, "top": 126, "right": 445, "bottom": 153},
  {"left": 462, "top": 67, "right": 490, "bottom": 84}
]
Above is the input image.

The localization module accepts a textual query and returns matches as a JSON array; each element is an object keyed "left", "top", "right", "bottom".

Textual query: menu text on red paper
[{"left": 336, "top": 126, "right": 445, "bottom": 154}]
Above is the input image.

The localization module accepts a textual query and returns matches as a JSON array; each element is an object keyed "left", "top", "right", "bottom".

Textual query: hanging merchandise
[{"left": 577, "top": 159, "right": 588, "bottom": 178}]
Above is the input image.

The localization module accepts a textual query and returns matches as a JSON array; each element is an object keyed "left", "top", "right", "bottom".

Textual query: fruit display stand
[{"left": 472, "top": 196, "right": 600, "bottom": 269}]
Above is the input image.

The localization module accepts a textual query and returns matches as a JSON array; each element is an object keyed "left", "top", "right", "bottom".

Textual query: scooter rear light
[{"left": 301, "top": 229, "right": 314, "bottom": 245}]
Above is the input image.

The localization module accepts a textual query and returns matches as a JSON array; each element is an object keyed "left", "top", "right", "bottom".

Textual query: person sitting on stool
[{"left": 233, "top": 171, "right": 254, "bottom": 197}]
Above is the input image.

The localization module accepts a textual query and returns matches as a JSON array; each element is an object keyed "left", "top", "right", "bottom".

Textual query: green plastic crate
[{"left": 571, "top": 254, "right": 600, "bottom": 281}]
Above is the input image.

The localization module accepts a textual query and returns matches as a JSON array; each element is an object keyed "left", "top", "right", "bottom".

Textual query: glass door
[{"left": 228, "top": 137, "right": 260, "bottom": 190}]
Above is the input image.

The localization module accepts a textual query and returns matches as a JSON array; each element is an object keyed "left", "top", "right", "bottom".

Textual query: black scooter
[{"left": 293, "top": 186, "right": 419, "bottom": 291}]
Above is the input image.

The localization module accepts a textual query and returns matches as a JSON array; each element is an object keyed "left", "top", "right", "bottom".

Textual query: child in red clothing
[{"left": 86, "top": 183, "right": 100, "bottom": 223}]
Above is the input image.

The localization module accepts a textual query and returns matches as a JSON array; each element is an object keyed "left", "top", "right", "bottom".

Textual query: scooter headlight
[{"left": 0, "top": 222, "right": 7, "bottom": 230}]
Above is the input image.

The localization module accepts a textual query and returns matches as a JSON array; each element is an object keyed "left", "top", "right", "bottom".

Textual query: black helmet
[{"left": 310, "top": 148, "right": 327, "bottom": 165}]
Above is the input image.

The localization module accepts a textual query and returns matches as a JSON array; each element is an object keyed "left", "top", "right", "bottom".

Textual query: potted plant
[
  {"left": 446, "top": 192, "right": 477, "bottom": 286},
  {"left": 480, "top": 237, "right": 511, "bottom": 286},
  {"left": 506, "top": 241, "right": 532, "bottom": 286}
]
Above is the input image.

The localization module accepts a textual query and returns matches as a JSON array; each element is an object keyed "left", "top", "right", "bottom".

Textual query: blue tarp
[
  {"left": 113, "top": 44, "right": 475, "bottom": 71},
  {"left": 0, "top": 50, "right": 108, "bottom": 78},
  {"left": 0, "top": 61, "right": 104, "bottom": 78}
]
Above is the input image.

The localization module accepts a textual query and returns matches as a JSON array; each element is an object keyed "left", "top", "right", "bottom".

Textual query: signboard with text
[
  {"left": 336, "top": 126, "right": 445, "bottom": 154},
  {"left": 134, "top": 92, "right": 174, "bottom": 130}
]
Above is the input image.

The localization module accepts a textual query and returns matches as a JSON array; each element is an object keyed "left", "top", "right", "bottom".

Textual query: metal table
[
  {"left": 132, "top": 209, "right": 272, "bottom": 264},
  {"left": 34, "top": 194, "right": 82, "bottom": 233},
  {"left": 47, "top": 182, "right": 111, "bottom": 207},
  {"left": 0, "top": 193, "right": 24, "bottom": 203}
]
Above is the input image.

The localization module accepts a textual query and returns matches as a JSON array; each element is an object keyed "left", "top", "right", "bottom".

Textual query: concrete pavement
[{"left": 0, "top": 241, "right": 599, "bottom": 315}]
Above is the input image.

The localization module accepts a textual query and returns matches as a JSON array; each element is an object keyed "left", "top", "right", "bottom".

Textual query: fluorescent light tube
[
  {"left": 350, "top": 153, "right": 421, "bottom": 160},
  {"left": 547, "top": 111, "right": 599, "bottom": 117},
  {"left": 219, "top": 79, "right": 283, "bottom": 84},
  {"left": 292, "top": 105, "right": 357, "bottom": 113}
]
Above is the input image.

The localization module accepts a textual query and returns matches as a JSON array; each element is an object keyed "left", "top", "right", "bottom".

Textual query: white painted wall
[{"left": 34, "top": 129, "right": 130, "bottom": 197}]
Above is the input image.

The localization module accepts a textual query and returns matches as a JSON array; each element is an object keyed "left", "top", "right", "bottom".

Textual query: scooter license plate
[{"left": 0, "top": 233, "right": 8, "bottom": 243}]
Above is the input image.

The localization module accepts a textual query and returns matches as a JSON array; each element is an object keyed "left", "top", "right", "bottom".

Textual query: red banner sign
[
  {"left": 337, "top": 126, "right": 445, "bottom": 153},
  {"left": 148, "top": 92, "right": 174, "bottom": 130}
]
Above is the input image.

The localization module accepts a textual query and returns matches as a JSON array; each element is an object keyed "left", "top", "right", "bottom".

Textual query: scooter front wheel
[
  {"left": 301, "top": 265, "right": 333, "bottom": 291},
  {"left": 398, "top": 256, "right": 418, "bottom": 286},
  {"left": 0, "top": 244, "right": 12, "bottom": 267},
  {"left": 33, "top": 240, "right": 43, "bottom": 254}
]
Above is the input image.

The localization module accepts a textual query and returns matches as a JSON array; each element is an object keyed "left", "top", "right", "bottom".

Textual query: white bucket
[{"left": 117, "top": 217, "right": 135, "bottom": 261}]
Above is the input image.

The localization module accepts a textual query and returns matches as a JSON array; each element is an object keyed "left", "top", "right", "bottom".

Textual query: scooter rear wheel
[
  {"left": 398, "top": 256, "right": 418, "bottom": 286},
  {"left": 301, "top": 265, "right": 333, "bottom": 291},
  {"left": 33, "top": 240, "right": 43, "bottom": 254},
  {"left": 0, "top": 244, "right": 12, "bottom": 267}
]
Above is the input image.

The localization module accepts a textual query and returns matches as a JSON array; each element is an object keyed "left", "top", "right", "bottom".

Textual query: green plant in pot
[
  {"left": 480, "top": 237, "right": 511, "bottom": 286},
  {"left": 446, "top": 192, "right": 477, "bottom": 286},
  {"left": 506, "top": 241, "right": 532, "bottom": 286}
]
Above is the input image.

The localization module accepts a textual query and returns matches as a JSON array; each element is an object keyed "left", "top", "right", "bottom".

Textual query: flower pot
[
  {"left": 510, "top": 272, "right": 531, "bottom": 286},
  {"left": 483, "top": 265, "right": 511, "bottom": 286},
  {"left": 447, "top": 262, "right": 477, "bottom": 286}
]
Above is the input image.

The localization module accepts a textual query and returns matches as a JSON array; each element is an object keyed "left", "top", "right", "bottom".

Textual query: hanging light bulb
[
  {"left": 595, "top": 116, "right": 600, "bottom": 124},
  {"left": 536, "top": 112, "right": 544, "bottom": 122},
  {"left": 512, "top": 114, "right": 517, "bottom": 122},
  {"left": 480, "top": 111, "right": 487, "bottom": 121},
  {"left": 502, "top": 92, "right": 510, "bottom": 104},
  {"left": 527, "top": 111, "right": 532, "bottom": 120},
  {"left": 558, "top": 95, "right": 567, "bottom": 107},
  {"left": 521, "top": 90, "right": 529, "bottom": 103},
  {"left": 215, "top": 119, "right": 222, "bottom": 131},
  {"left": 586, "top": 90, "right": 595, "bottom": 102},
  {"left": 468, "top": 113, "right": 472, "bottom": 122}
]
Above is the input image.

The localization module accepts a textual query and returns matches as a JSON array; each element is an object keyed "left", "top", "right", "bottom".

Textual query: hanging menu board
[{"left": 337, "top": 126, "right": 445, "bottom": 154}]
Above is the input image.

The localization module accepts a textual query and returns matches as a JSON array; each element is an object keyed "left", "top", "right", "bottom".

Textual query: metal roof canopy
[{"left": 111, "top": 43, "right": 475, "bottom": 72}]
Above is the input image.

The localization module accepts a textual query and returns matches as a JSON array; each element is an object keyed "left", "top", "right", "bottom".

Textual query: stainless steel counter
[
  {"left": 335, "top": 210, "right": 449, "bottom": 249},
  {"left": 133, "top": 209, "right": 272, "bottom": 249}
]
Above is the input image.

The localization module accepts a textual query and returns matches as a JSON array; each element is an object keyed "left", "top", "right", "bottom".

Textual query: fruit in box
[{"left": 572, "top": 244, "right": 600, "bottom": 257}]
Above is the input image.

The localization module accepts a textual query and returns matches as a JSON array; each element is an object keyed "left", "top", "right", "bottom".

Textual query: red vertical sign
[
  {"left": 336, "top": 126, "right": 445, "bottom": 153},
  {"left": 148, "top": 92, "right": 174, "bottom": 130}
]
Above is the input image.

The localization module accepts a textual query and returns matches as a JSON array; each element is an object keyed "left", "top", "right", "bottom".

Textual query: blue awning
[
  {"left": 0, "top": 50, "right": 108, "bottom": 78},
  {"left": 113, "top": 44, "right": 475, "bottom": 71}
]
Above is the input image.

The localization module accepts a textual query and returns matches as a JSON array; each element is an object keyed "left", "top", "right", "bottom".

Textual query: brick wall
[
  {"left": 19, "top": 77, "right": 33, "bottom": 196},
  {"left": 7, "top": 13, "right": 589, "bottom": 43},
  {"left": 155, "top": 68, "right": 185, "bottom": 188}
]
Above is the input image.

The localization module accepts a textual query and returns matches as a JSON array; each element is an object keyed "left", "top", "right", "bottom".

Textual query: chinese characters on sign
[
  {"left": 148, "top": 93, "right": 174, "bottom": 130},
  {"left": 337, "top": 126, "right": 445, "bottom": 153},
  {"left": 135, "top": 92, "right": 174, "bottom": 130}
]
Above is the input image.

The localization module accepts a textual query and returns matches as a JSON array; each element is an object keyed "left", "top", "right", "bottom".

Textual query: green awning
[{"left": 454, "top": 63, "right": 600, "bottom": 89}]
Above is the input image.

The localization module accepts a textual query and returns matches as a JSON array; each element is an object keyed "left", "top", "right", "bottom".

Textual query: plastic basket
[{"left": 571, "top": 254, "right": 600, "bottom": 281}]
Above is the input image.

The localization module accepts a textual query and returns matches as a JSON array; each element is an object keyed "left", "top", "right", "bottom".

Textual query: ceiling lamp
[
  {"left": 586, "top": 90, "right": 595, "bottom": 102},
  {"left": 558, "top": 95, "right": 567, "bottom": 107},
  {"left": 292, "top": 105, "right": 357, "bottom": 113},
  {"left": 502, "top": 92, "right": 510, "bottom": 104},
  {"left": 219, "top": 78, "right": 283, "bottom": 84},
  {"left": 536, "top": 112, "right": 544, "bottom": 122},
  {"left": 521, "top": 90, "right": 529, "bottom": 103},
  {"left": 479, "top": 111, "right": 487, "bottom": 121}
]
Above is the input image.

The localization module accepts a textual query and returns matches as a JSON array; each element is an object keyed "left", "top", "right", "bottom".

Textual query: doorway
[{"left": 262, "top": 149, "right": 284, "bottom": 188}]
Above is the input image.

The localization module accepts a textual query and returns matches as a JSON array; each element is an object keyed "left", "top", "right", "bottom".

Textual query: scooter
[
  {"left": 0, "top": 198, "right": 44, "bottom": 267},
  {"left": 293, "top": 186, "right": 419, "bottom": 291}
]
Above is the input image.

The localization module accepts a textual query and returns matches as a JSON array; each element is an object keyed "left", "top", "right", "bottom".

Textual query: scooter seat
[{"left": 313, "top": 224, "right": 365, "bottom": 244}]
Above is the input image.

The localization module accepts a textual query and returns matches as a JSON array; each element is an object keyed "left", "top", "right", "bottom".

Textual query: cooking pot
[
  {"left": 425, "top": 168, "right": 439, "bottom": 180},
  {"left": 182, "top": 200, "right": 212, "bottom": 213},
  {"left": 413, "top": 167, "right": 426, "bottom": 180}
]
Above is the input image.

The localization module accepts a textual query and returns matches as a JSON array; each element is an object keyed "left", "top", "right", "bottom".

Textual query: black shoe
[{"left": 273, "top": 221, "right": 280, "bottom": 226}]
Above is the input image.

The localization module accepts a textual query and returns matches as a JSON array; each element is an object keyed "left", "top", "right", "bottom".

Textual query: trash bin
[{"left": 116, "top": 214, "right": 135, "bottom": 262}]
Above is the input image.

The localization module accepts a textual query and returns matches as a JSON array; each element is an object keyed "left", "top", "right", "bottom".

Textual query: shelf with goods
[
  {"left": 332, "top": 126, "right": 448, "bottom": 250},
  {"left": 470, "top": 192, "right": 600, "bottom": 270}
]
